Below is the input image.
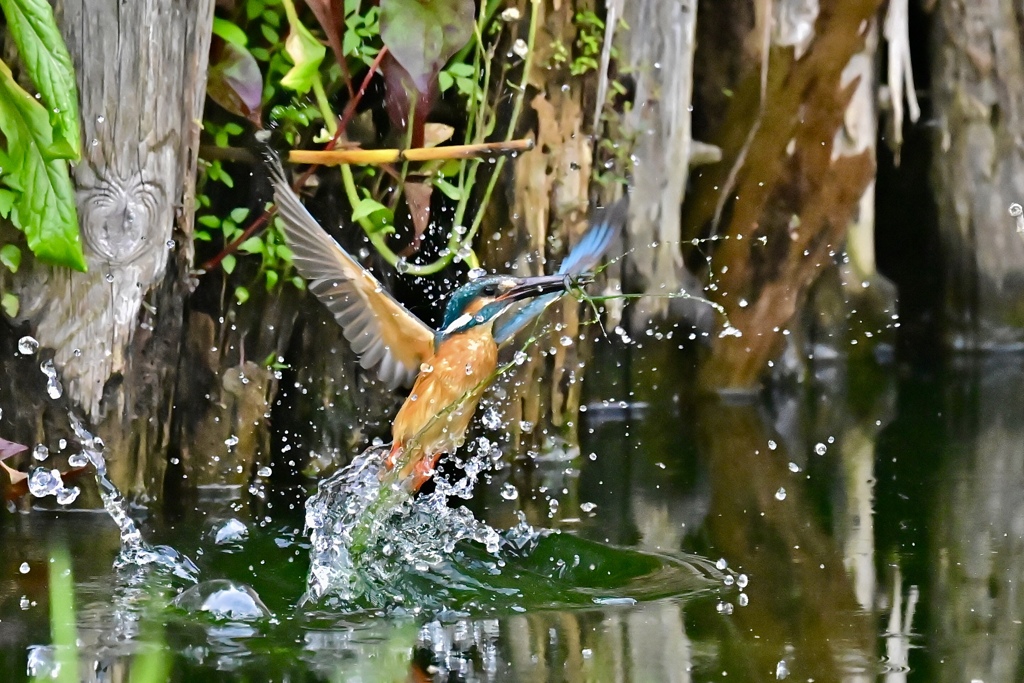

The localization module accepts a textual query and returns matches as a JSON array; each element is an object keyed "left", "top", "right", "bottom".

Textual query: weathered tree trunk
[
  {"left": 931, "top": 0, "right": 1024, "bottom": 350},
  {"left": 612, "top": 0, "right": 699, "bottom": 326},
  {"left": 4, "top": 0, "right": 214, "bottom": 498},
  {"left": 682, "top": 0, "right": 885, "bottom": 393}
]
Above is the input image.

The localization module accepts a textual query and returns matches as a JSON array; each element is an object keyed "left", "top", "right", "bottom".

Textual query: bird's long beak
[{"left": 501, "top": 273, "right": 589, "bottom": 302}]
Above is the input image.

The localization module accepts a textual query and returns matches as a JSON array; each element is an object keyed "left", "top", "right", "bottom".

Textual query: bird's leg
[
  {"left": 406, "top": 452, "right": 444, "bottom": 492},
  {"left": 383, "top": 442, "right": 402, "bottom": 471},
  {"left": 382, "top": 442, "right": 442, "bottom": 492}
]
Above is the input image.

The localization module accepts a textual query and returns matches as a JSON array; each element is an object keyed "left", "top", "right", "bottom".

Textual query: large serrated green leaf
[
  {"left": 0, "top": 0, "right": 82, "bottom": 161},
  {"left": 0, "top": 61, "right": 86, "bottom": 272}
]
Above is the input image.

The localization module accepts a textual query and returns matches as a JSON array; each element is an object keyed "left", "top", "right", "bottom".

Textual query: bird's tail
[{"left": 492, "top": 197, "right": 628, "bottom": 345}]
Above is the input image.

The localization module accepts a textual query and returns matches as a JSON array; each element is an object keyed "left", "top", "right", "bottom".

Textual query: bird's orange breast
[{"left": 389, "top": 324, "right": 498, "bottom": 479}]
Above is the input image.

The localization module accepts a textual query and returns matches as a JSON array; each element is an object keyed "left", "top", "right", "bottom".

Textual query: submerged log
[
  {"left": 682, "top": 0, "right": 885, "bottom": 393},
  {"left": 931, "top": 0, "right": 1024, "bottom": 350}
]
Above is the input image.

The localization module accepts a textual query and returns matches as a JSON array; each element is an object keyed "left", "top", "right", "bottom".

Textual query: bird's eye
[{"left": 482, "top": 284, "right": 497, "bottom": 296}]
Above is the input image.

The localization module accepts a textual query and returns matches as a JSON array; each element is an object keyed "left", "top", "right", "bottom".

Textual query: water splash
[
  {"left": 69, "top": 413, "right": 198, "bottom": 582},
  {"left": 304, "top": 443, "right": 520, "bottom": 609}
]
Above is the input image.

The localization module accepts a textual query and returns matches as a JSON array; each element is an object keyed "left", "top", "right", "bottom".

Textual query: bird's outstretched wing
[
  {"left": 265, "top": 154, "right": 435, "bottom": 389},
  {"left": 493, "top": 198, "right": 628, "bottom": 344}
]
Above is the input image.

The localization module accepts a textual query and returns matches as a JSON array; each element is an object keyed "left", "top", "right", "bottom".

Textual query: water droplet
[
  {"left": 737, "top": 573, "right": 749, "bottom": 588},
  {"left": 716, "top": 558, "right": 728, "bottom": 570},
  {"left": 105, "top": 273, "right": 114, "bottom": 283},
  {"left": 481, "top": 407, "right": 502, "bottom": 430},
  {"left": 500, "top": 483, "right": 518, "bottom": 500},
  {"left": 456, "top": 245, "right": 472, "bottom": 261},
  {"left": 28, "top": 468, "right": 62, "bottom": 498},
  {"left": 774, "top": 487, "right": 787, "bottom": 501},
  {"left": 518, "top": 420, "right": 534, "bottom": 433},
  {"left": 776, "top": 660, "right": 789, "bottom": 680},
  {"left": 467, "top": 267, "right": 487, "bottom": 280},
  {"left": 56, "top": 486, "right": 80, "bottom": 505},
  {"left": 513, "top": 350, "right": 527, "bottom": 365},
  {"left": 814, "top": 442, "right": 827, "bottom": 455},
  {"left": 40, "top": 360, "right": 62, "bottom": 399},
  {"left": 580, "top": 501, "right": 596, "bottom": 513},
  {"left": 68, "top": 453, "right": 89, "bottom": 468},
  {"left": 767, "top": 440, "right": 777, "bottom": 451},
  {"left": 257, "top": 466, "right": 272, "bottom": 477},
  {"left": 512, "top": 38, "right": 529, "bottom": 58},
  {"left": 788, "top": 462, "right": 801, "bottom": 473},
  {"left": 724, "top": 574, "right": 735, "bottom": 586},
  {"left": 224, "top": 435, "right": 239, "bottom": 448},
  {"left": 32, "top": 444, "right": 49, "bottom": 461},
  {"left": 500, "top": 7, "right": 520, "bottom": 20},
  {"left": 559, "top": 335, "right": 573, "bottom": 347},
  {"left": 419, "top": 363, "right": 433, "bottom": 373},
  {"left": 96, "top": 115, "right": 105, "bottom": 123},
  {"left": 18, "top": 336, "right": 39, "bottom": 355},
  {"left": 738, "top": 592, "right": 749, "bottom": 606},
  {"left": 19, "top": 562, "right": 30, "bottom": 574},
  {"left": 213, "top": 518, "right": 249, "bottom": 545},
  {"left": 395, "top": 258, "right": 410, "bottom": 274}
]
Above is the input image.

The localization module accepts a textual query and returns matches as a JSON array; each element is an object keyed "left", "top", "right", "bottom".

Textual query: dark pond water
[{"left": 2, "top": 340, "right": 1022, "bottom": 682}]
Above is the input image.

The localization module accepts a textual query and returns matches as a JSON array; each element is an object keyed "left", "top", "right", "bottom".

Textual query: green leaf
[
  {"left": 229, "top": 207, "right": 251, "bottom": 223},
  {"left": 0, "top": 62, "right": 86, "bottom": 271},
  {"left": 433, "top": 175, "right": 463, "bottom": 201},
  {"left": 350, "top": 196, "right": 388, "bottom": 221},
  {"left": 1, "top": 292, "right": 19, "bottom": 318},
  {"left": 438, "top": 70, "right": 453, "bottom": 92},
  {"left": 0, "top": 244, "right": 22, "bottom": 273},
  {"left": 0, "top": 188, "right": 15, "bottom": 217},
  {"left": 379, "top": 0, "right": 473, "bottom": 92},
  {"left": 291, "top": 275, "right": 306, "bottom": 290},
  {"left": 0, "top": 0, "right": 81, "bottom": 160},
  {"left": 238, "top": 236, "right": 265, "bottom": 254},
  {"left": 234, "top": 285, "right": 250, "bottom": 304},
  {"left": 197, "top": 214, "right": 221, "bottom": 228},
  {"left": 280, "top": 17, "right": 326, "bottom": 93},
  {"left": 212, "top": 17, "right": 248, "bottom": 47},
  {"left": 222, "top": 254, "right": 237, "bottom": 274},
  {"left": 276, "top": 244, "right": 294, "bottom": 263},
  {"left": 447, "top": 61, "right": 475, "bottom": 77},
  {"left": 264, "top": 269, "right": 279, "bottom": 291}
]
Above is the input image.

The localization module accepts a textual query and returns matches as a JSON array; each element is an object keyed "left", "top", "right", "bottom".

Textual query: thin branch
[{"left": 288, "top": 138, "right": 534, "bottom": 165}]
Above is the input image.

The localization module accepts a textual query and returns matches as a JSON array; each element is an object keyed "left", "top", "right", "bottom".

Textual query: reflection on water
[{"left": 5, "top": 344, "right": 1024, "bottom": 680}]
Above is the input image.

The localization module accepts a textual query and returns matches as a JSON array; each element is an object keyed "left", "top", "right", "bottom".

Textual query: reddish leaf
[
  {"left": 208, "top": 37, "right": 264, "bottom": 126},
  {"left": 404, "top": 181, "right": 433, "bottom": 248},
  {"left": 305, "top": 0, "right": 346, "bottom": 73},
  {"left": 379, "top": 0, "right": 473, "bottom": 93},
  {"left": 379, "top": 0, "right": 473, "bottom": 144},
  {"left": 381, "top": 52, "right": 435, "bottom": 147},
  {"left": 0, "top": 438, "right": 27, "bottom": 460},
  {"left": 0, "top": 461, "right": 27, "bottom": 501}
]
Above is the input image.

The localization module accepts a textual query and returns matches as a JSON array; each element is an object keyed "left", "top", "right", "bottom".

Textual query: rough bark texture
[
  {"left": 3, "top": 0, "right": 213, "bottom": 497},
  {"left": 931, "top": 0, "right": 1024, "bottom": 350},
  {"left": 682, "top": 0, "right": 884, "bottom": 392}
]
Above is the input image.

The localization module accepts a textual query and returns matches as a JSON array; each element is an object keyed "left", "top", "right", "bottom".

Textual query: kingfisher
[{"left": 266, "top": 156, "right": 626, "bottom": 491}]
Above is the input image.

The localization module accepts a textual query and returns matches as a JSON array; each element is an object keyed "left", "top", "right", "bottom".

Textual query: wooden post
[
  {"left": 7, "top": 0, "right": 214, "bottom": 497},
  {"left": 931, "top": 0, "right": 1024, "bottom": 350}
]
